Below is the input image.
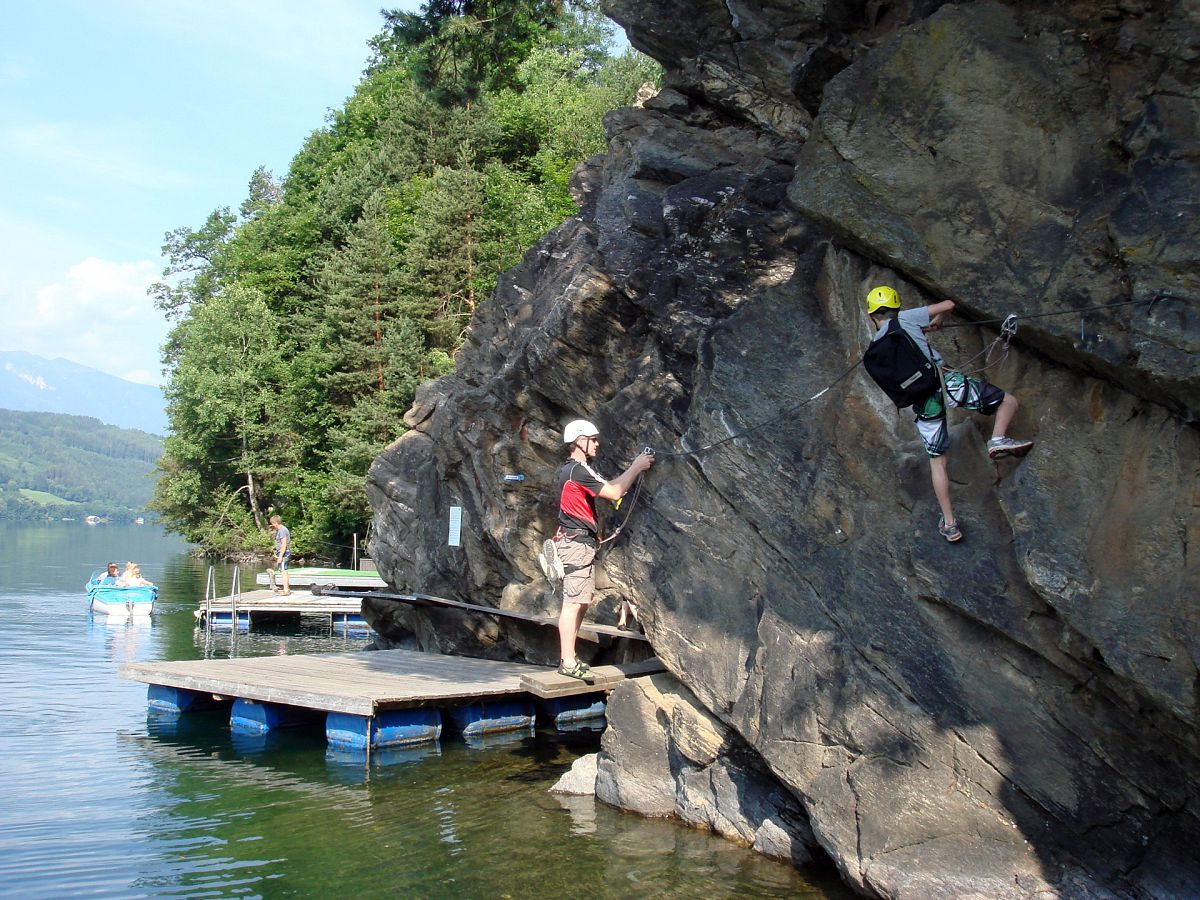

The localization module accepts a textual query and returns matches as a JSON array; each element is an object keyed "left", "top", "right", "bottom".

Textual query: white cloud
[
  {"left": 3, "top": 256, "right": 168, "bottom": 385},
  {"left": 0, "top": 61, "right": 32, "bottom": 83},
  {"left": 1, "top": 122, "right": 192, "bottom": 191},
  {"left": 34, "top": 257, "right": 158, "bottom": 326},
  {"left": 121, "top": 0, "right": 388, "bottom": 83}
]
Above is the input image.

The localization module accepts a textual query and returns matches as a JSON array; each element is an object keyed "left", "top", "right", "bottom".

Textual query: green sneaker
[{"left": 556, "top": 660, "right": 593, "bottom": 681}]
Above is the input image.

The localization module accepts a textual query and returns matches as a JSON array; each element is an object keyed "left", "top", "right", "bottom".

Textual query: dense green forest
[
  {"left": 150, "top": 1, "right": 657, "bottom": 558},
  {"left": 0, "top": 409, "right": 161, "bottom": 521}
]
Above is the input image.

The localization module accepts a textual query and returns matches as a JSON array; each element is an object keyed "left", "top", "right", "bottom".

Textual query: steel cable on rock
[
  {"left": 598, "top": 293, "right": 1195, "bottom": 544},
  {"left": 937, "top": 293, "right": 1191, "bottom": 376},
  {"left": 650, "top": 356, "right": 868, "bottom": 461}
]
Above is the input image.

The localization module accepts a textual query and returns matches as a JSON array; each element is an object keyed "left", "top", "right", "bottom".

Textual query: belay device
[{"left": 863, "top": 318, "right": 940, "bottom": 408}]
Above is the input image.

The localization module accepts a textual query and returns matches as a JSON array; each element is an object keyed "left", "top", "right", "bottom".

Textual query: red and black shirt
[{"left": 556, "top": 459, "right": 607, "bottom": 537}]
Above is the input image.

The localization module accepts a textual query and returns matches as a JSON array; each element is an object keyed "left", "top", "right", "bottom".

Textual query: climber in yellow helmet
[{"left": 863, "top": 286, "right": 1033, "bottom": 543}]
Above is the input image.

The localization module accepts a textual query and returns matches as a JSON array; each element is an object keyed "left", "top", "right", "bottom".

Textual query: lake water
[{"left": 0, "top": 522, "right": 848, "bottom": 898}]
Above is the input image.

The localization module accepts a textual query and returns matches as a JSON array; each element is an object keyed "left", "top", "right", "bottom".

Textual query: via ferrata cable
[{"left": 599, "top": 292, "right": 1193, "bottom": 543}]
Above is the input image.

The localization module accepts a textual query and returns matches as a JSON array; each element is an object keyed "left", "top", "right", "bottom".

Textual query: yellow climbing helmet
[{"left": 865, "top": 285, "right": 901, "bottom": 315}]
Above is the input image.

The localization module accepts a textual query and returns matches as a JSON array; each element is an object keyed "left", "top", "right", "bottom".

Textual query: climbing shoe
[
  {"left": 539, "top": 539, "right": 564, "bottom": 583},
  {"left": 987, "top": 436, "right": 1034, "bottom": 459},
  {"left": 557, "top": 660, "right": 593, "bottom": 681},
  {"left": 938, "top": 516, "right": 963, "bottom": 543}
]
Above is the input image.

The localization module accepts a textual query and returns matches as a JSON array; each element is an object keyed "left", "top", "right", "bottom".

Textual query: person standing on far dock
[{"left": 269, "top": 514, "right": 292, "bottom": 595}]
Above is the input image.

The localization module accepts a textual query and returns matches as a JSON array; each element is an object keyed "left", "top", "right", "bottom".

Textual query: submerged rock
[
  {"left": 368, "top": 1, "right": 1199, "bottom": 895},
  {"left": 550, "top": 752, "right": 599, "bottom": 796}
]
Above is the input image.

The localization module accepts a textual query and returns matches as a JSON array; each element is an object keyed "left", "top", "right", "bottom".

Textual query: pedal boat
[{"left": 86, "top": 573, "right": 157, "bottom": 617}]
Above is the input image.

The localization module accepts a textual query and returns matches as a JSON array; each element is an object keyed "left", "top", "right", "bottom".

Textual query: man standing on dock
[
  {"left": 549, "top": 419, "right": 654, "bottom": 680},
  {"left": 269, "top": 514, "right": 292, "bottom": 595}
]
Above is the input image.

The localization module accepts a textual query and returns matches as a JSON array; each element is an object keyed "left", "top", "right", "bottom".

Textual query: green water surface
[{"left": 0, "top": 522, "right": 849, "bottom": 898}]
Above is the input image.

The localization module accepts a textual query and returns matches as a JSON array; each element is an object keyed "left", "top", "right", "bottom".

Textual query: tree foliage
[
  {"left": 151, "top": 1, "right": 660, "bottom": 558},
  {"left": 0, "top": 409, "right": 161, "bottom": 521}
]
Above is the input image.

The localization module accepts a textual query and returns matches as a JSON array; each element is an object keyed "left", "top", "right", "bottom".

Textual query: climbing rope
[
  {"left": 945, "top": 312, "right": 1020, "bottom": 377},
  {"left": 595, "top": 472, "right": 643, "bottom": 549},
  {"left": 648, "top": 356, "right": 867, "bottom": 461},
  {"left": 937, "top": 293, "right": 1179, "bottom": 329}
]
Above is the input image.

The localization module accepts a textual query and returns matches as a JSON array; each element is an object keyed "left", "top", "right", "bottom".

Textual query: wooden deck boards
[
  {"left": 199, "top": 588, "right": 365, "bottom": 616},
  {"left": 121, "top": 649, "right": 664, "bottom": 716},
  {"left": 320, "top": 589, "right": 649, "bottom": 644},
  {"left": 253, "top": 567, "right": 387, "bottom": 589},
  {"left": 520, "top": 658, "right": 666, "bottom": 698}
]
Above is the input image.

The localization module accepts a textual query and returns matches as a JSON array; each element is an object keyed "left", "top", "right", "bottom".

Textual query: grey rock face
[
  {"left": 791, "top": 1, "right": 1199, "bottom": 419},
  {"left": 368, "top": 1, "right": 1200, "bottom": 896},
  {"left": 596, "top": 674, "right": 818, "bottom": 867}
]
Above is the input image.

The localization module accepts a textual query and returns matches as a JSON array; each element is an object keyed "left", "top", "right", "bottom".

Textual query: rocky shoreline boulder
[{"left": 367, "top": 1, "right": 1198, "bottom": 896}]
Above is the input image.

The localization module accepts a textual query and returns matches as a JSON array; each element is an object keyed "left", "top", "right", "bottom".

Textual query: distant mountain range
[{"left": 0, "top": 350, "right": 167, "bottom": 435}]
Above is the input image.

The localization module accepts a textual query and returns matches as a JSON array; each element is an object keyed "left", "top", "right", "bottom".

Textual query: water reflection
[
  {"left": 0, "top": 523, "right": 848, "bottom": 898},
  {"left": 88, "top": 616, "right": 154, "bottom": 663},
  {"left": 325, "top": 742, "right": 443, "bottom": 784},
  {"left": 554, "top": 792, "right": 599, "bottom": 835}
]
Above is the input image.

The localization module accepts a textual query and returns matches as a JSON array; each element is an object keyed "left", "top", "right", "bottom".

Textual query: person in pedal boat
[
  {"left": 550, "top": 419, "right": 654, "bottom": 680},
  {"left": 118, "top": 563, "right": 154, "bottom": 587},
  {"left": 92, "top": 564, "right": 120, "bottom": 585}
]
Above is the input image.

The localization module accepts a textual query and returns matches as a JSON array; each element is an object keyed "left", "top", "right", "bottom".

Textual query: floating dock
[
  {"left": 196, "top": 585, "right": 651, "bottom": 643},
  {"left": 316, "top": 588, "right": 649, "bottom": 645},
  {"left": 121, "top": 651, "right": 664, "bottom": 750},
  {"left": 252, "top": 566, "right": 387, "bottom": 590},
  {"left": 196, "top": 588, "right": 370, "bottom": 632},
  {"left": 200, "top": 566, "right": 381, "bottom": 631}
]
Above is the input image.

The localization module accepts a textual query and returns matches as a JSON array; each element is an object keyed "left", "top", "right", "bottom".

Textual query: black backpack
[{"left": 863, "top": 318, "right": 940, "bottom": 408}]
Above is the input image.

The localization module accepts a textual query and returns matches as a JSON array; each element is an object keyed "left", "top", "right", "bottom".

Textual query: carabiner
[{"left": 1000, "top": 314, "right": 1019, "bottom": 339}]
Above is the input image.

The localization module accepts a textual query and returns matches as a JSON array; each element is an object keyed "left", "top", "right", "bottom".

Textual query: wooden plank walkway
[
  {"left": 520, "top": 658, "right": 665, "bottom": 698},
  {"left": 120, "top": 649, "right": 665, "bottom": 716},
  {"left": 318, "top": 588, "right": 649, "bottom": 644}
]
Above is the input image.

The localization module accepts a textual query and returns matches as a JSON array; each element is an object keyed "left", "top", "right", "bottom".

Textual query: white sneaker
[
  {"left": 538, "top": 539, "right": 564, "bottom": 582},
  {"left": 987, "top": 436, "right": 1034, "bottom": 459}
]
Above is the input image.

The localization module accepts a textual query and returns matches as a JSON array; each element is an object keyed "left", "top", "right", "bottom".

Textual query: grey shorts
[{"left": 556, "top": 537, "right": 596, "bottom": 605}]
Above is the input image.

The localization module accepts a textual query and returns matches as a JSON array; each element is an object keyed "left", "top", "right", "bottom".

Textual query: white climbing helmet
[{"left": 563, "top": 419, "right": 600, "bottom": 444}]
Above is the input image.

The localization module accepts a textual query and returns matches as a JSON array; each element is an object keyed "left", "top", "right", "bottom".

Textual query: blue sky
[{"left": 0, "top": 1, "right": 419, "bottom": 386}]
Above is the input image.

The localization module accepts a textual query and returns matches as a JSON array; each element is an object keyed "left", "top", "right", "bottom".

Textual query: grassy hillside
[{"left": 0, "top": 408, "right": 161, "bottom": 521}]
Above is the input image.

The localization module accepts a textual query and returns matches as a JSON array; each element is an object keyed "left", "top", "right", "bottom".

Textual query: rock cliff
[{"left": 366, "top": 1, "right": 1199, "bottom": 896}]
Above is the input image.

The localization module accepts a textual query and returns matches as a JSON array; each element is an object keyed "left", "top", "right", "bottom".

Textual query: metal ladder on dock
[{"left": 203, "top": 564, "right": 242, "bottom": 635}]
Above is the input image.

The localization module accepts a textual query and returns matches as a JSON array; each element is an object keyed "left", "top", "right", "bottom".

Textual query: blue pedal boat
[{"left": 86, "top": 573, "right": 158, "bottom": 618}]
